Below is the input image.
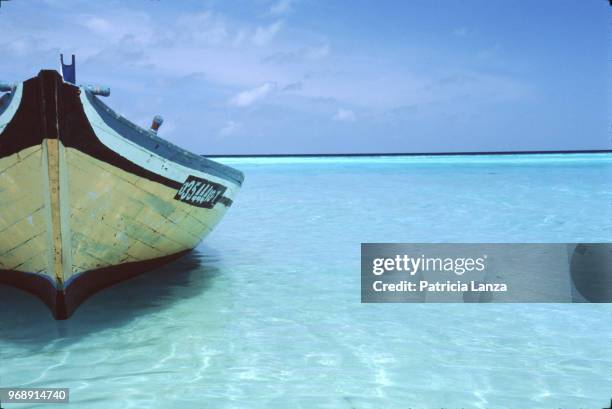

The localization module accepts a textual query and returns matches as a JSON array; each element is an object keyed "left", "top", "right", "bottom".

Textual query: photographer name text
[{"left": 371, "top": 254, "right": 508, "bottom": 293}]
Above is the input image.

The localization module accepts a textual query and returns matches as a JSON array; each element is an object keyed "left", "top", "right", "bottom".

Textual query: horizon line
[{"left": 205, "top": 149, "right": 612, "bottom": 158}]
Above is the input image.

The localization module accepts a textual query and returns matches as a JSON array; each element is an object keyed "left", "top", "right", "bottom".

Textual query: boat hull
[{"left": 0, "top": 70, "right": 243, "bottom": 319}]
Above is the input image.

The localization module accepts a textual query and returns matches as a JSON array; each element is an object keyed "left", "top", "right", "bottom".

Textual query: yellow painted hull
[{"left": 0, "top": 70, "right": 243, "bottom": 318}]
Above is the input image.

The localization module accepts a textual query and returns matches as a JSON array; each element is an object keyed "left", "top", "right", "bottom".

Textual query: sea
[{"left": 1, "top": 153, "right": 611, "bottom": 409}]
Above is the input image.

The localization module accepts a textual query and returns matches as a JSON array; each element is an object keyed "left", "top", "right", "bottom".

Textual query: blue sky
[{"left": 0, "top": 0, "right": 610, "bottom": 154}]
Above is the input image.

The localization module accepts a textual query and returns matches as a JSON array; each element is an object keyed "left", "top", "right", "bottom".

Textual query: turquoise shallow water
[{"left": 1, "top": 154, "right": 612, "bottom": 408}]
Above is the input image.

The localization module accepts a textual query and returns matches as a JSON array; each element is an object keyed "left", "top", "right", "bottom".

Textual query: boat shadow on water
[{"left": 0, "top": 247, "right": 220, "bottom": 348}]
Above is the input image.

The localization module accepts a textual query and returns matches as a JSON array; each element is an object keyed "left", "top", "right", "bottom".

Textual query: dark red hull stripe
[{"left": 0, "top": 250, "right": 189, "bottom": 320}]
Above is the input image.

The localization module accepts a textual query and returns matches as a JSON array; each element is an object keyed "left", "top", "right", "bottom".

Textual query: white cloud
[
  {"left": 219, "top": 121, "right": 242, "bottom": 136},
  {"left": 252, "top": 20, "right": 283, "bottom": 46},
  {"left": 232, "top": 29, "right": 248, "bottom": 47},
  {"left": 305, "top": 44, "right": 329, "bottom": 60},
  {"left": 453, "top": 27, "right": 468, "bottom": 37},
  {"left": 269, "top": 0, "right": 294, "bottom": 16},
  {"left": 333, "top": 109, "right": 356, "bottom": 122},
  {"left": 5, "top": 37, "right": 37, "bottom": 55},
  {"left": 230, "top": 82, "right": 277, "bottom": 107},
  {"left": 85, "top": 17, "right": 114, "bottom": 34},
  {"left": 477, "top": 43, "right": 502, "bottom": 60},
  {"left": 79, "top": 13, "right": 154, "bottom": 44},
  {"left": 263, "top": 44, "right": 330, "bottom": 64},
  {"left": 176, "top": 12, "right": 229, "bottom": 45},
  {"left": 0, "top": 0, "right": 532, "bottom": 123}
]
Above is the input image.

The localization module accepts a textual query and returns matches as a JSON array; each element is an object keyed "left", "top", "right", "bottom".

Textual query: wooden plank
[
  {"left": 0, "top": 145, "right": 49, "bottom": 276},
  {"left": 44, "top": 139, "right": 65, "bottom": 287}
]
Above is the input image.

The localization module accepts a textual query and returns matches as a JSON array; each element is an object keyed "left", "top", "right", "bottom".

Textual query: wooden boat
[{"left": 0, "top": 56, "right": 243, "bottom": 319}]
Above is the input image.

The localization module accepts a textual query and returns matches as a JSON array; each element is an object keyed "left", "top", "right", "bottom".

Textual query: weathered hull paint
[{"left": 0, "top": 70, "right": 243, "bottom": 319}]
